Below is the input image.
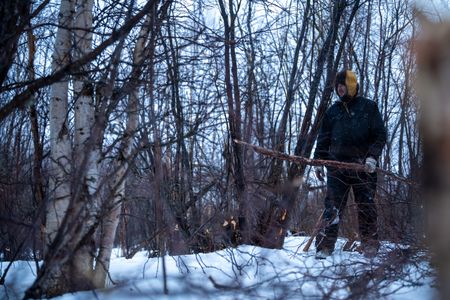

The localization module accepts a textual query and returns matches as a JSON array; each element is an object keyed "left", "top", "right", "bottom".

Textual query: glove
[
  {"left": 314, "top": 166, "right": 325, "bottom": 181},
  {"left": 364, "top": 157, "right": 377, "bottom": 173}
]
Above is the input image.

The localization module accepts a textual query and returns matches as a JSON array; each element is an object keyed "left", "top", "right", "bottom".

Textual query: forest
[{"left": 0, "top": 0, "right": 449, "bottom": 298}]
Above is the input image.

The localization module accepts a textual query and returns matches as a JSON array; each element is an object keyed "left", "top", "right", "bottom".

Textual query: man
[{"left": 313, "top": 69, "right": 387, "bottom": 259}]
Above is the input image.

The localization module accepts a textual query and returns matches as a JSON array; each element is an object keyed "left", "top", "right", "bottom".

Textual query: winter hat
[{"left": 335, "top": 70, "right": 359, "bottom": 98}]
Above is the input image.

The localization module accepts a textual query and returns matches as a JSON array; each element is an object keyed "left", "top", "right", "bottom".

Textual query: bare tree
[
  {"left": 217, "top": 0, "right": 249, "bottom": 242},
  {"left": 0, "top": 0, "right": 430, "bottom": 298},
  {"left": 23, "top": 0, "right": 172, "bottom": 297}
]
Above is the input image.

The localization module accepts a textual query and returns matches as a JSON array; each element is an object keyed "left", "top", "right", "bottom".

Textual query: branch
[
  {"left": 208, "top": 276, "right": 240, "bottom": 290},
  {"left": 234, "top": 139, "right": 418, "bottom": 186},
  {"left": 0, "top": 0, "right": 160, "bottom": 123},
  {"left": 235, "top": 139, "right": 365, "bottom": 170}
]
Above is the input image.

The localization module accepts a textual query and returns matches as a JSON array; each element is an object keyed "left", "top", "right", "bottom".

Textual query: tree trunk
[
  {"left": 264, "top": 0, "right": 357, "bottom": 248},
  {"left": 45, "top": 0, "right": 74, "bottom": 251},
  {"left": 415, "top": 15, "right": 450, "bottom": 300},
  {"left": 71, "top": 0, "right": 98, "bottom": 286},
  {"left": 296, "top": 0, "right": 360, "bottom": 171},
  {"left": 94, "top": 9, "right": 155, "bottom": 287},
  {"left": 24, "top": 0, "right": 169, "bottom": 298},
  {"left": 218, "top": 0, "right": 250, "bottom": 242},
  {"left": 163, "top": 22, "right": 193, "bottom": 249},
  {"left": 27, "top": 26, "right": 45, "bottom": 247},
  {"left": 0, "top": 0, "right": 31, "bottom": 87}
]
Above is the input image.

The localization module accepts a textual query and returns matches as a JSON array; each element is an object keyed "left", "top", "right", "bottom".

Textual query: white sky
[{"left": 413, "top": 0, "right": 450, "bottom": 20}]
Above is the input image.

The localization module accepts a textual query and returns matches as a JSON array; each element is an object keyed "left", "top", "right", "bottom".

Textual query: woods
[{"left": 0, "top": 0, "right": 442, "bottom": 298}]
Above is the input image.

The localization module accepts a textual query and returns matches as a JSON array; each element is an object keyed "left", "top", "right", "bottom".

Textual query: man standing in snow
[{"left": 313, "top": 69, "right": 387, "bottom": 259}]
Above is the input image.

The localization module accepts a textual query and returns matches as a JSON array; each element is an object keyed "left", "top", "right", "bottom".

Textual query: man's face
[{"left": 337, "top": 83, "right": 347, "bottom": 97}]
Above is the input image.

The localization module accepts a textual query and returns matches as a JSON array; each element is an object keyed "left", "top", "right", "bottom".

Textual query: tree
[
  {"left": 0, "top": 0, "right": 428, "bottom": 298},
  {"left": 415, "top": 11, "right": 450, "bottom": 300},
  {"left": 24, "top": 0, "right": 172, "bottom": 297}
]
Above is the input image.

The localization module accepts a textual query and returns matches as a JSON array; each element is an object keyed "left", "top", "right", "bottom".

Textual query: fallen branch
[
  {"left": 208, "top": 276, "right": 240, "bottom": 290},
  {"left": 299, "top": 211, "right": 323, "bottom": 253},
  {"left": 234, "top": 139, "right": 418, "bottom": 186}
]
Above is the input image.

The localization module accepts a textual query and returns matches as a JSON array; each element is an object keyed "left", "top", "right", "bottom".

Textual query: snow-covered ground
[{"left": 0, "top": 236, "right": 438, "bottom": 299}]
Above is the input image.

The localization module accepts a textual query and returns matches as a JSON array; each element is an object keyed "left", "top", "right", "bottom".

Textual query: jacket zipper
[{"left": 343, "top": 102, "right": 351, "bottom": 117}]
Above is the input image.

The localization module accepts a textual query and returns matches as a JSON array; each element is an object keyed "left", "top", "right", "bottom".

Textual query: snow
[{"left": 0, "top": 236, "right": 438, "bottom": 299}]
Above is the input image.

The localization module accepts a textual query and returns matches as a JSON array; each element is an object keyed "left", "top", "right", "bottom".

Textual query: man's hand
[
  {"left": 314, "top": 166, "right": 325, "bottom": 181},
  {"left": 364, "top": 157, "right": 377, "bottom": 173}
]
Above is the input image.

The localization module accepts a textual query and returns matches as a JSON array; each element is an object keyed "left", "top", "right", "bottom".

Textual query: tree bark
[
  {"left": 72, "top": 0, "right": 98, "bottom": 287},
  {"left": 45, "top": 0, "right": 74, "bottom": 251},
  {"left": 415, "top": 14, "right": 450, "bottom": 300},
  {"left": 94, "top": 12, "right": 151, "bottom": 287},
  {"left": 27, "top": 0, "right": 76, "bottom": 297},
  {"left": 27, "top": 25, "right": 45, "bottom": 245}
]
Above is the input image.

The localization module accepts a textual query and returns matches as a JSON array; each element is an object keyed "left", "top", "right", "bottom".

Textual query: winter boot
[
  {"left": 357, "top": 240, "right": 380, "bottom": 258},
  {"left": 315, "top": 248, "right": 333, "bottom": 259}
]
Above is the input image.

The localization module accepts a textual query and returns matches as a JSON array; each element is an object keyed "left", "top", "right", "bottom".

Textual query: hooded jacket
[{"left": 314, "top": 70, "right": 387, "bottom": 163}]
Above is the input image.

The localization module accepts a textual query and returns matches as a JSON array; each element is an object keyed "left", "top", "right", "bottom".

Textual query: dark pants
[{"left": 315, "top": 168, "right": 378, "bottom": 251}]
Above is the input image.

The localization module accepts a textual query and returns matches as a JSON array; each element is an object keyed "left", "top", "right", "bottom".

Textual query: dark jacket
[{"left": 314, "top": 96, "right": 387, "bottom": 163}]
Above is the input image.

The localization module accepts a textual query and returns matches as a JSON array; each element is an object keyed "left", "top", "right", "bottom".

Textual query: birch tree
[
  {"left": 24, "top": 0, "right": 168, "bottom": 297},
  {"left": 45, "top": 0, "right": 74, "bottom": 250},
  {"left": 94, "top": 10, "right": 157, "bottom": 286},
  {"left": 71, "top": 0, "right": 97, "bottom": 287}
]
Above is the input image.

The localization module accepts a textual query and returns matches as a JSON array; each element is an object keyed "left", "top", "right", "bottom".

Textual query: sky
[{"left": 414, "top": 0, "right": 450, "bottom": 20}]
